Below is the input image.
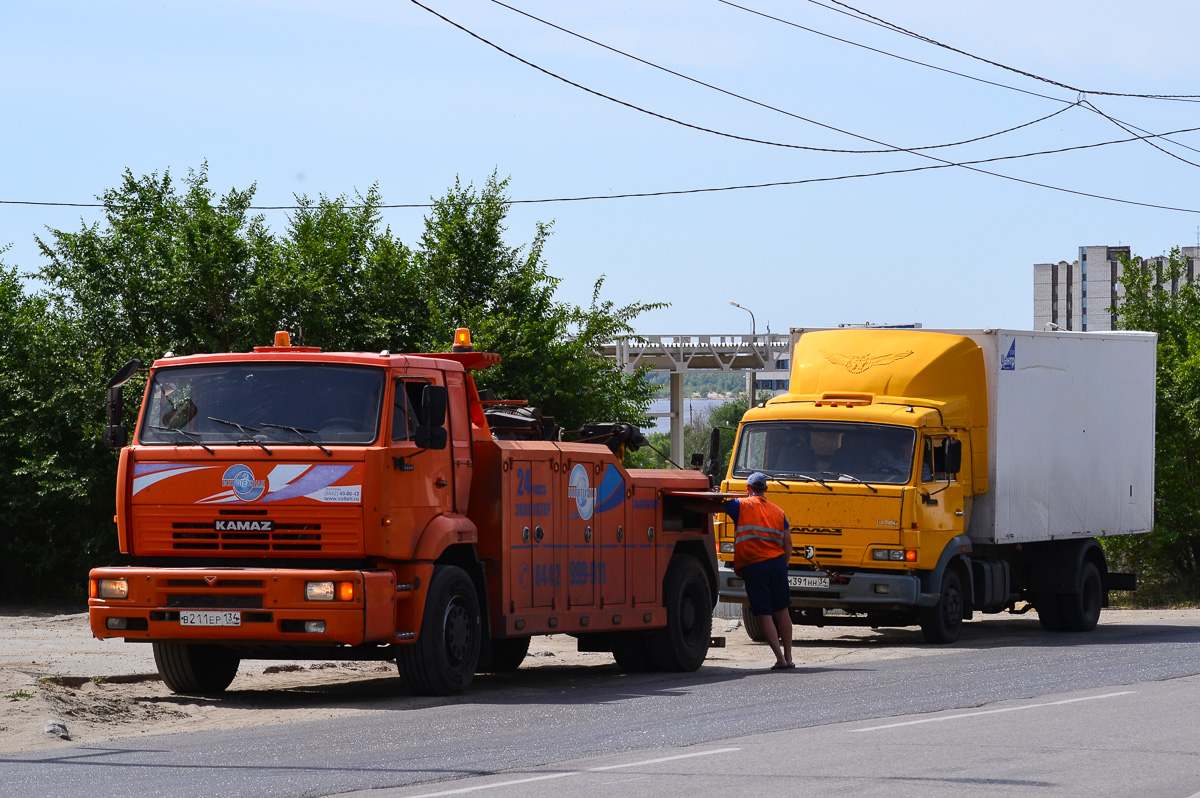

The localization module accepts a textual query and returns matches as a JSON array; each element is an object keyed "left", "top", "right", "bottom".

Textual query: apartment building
[{"left": 1034, "top": 245, "right": 1199, "bottom": 331}]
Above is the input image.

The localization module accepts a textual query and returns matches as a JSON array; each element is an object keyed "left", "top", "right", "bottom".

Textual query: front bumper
[
  {"left": 718, "top": 563, "right": 932, "bottom": 612},
  {"left": 88, "top": 566, "right": 403, "bottom": 646}
]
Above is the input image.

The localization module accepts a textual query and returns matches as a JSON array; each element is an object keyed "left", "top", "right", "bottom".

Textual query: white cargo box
[
  {"left": 954, "top": 329, "right": 1155, "bottom": 545},
  {"left": 788, "top": 327, "right": 1157, "bottom": 545}
]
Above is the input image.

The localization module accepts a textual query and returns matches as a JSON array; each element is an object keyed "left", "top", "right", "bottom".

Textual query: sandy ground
[{"left": 2, "top": 607, "right": 1195, "bottom": 754}]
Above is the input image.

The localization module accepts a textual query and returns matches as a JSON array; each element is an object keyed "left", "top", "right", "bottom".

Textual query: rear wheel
[
  {"left": 611, "top": 632, "right": 654, "bottom": 672},
  {"left": 648, "top": 556, "right": 712, "bottom": 671},
  {"left": 396, "top": 565, "right": 481, "bottom": 695},
  {"left": 741, "top": 604, "right": 766, "bottom": 642},
  {"left": 1041, "top": 562, "right": 1103, "bottom": 632},
  {"left": 478, "top": 636, "right": 531, "bottom": 672},
  {"left": 919, "top": 568, "right": 964, "bottom": 644},
  {"left": 153, "top": 642, "right": 240, "bottom": 695}
]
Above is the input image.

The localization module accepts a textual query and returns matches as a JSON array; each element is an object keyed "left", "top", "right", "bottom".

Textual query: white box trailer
[{"left": 953, "top": 329, "right": 1156, "bottom": 545}]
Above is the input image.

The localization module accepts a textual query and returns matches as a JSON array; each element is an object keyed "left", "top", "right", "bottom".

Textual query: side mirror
[
  {"left": 702, "top": 426, "right": 722, "bottom": 486},
  {"left": 414, "top": 425, "right": 448, "bottom": 450},
  {"left": 944, "top": 439, "right": 963, "bottom": 474},
  {"left": 422, "top": 385, "right": 448, "bottom": 427},
  {"left": 103, "top": 358, "right": 141, "bottom": 451},
  {"left": 103, "top": 424, "right": 129, "bottom": 450},
  {"left": 689, "top": 452, "right": 704, "bottom": 468}
]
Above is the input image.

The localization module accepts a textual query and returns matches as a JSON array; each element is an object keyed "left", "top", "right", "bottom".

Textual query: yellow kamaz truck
[{"left": 714, "top": 328, "right": 1155, "bottom": 643}]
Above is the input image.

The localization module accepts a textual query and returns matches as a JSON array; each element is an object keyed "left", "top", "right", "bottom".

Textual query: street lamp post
[{"left": 729, "top": 301, "right": 756, "bottom": 405}]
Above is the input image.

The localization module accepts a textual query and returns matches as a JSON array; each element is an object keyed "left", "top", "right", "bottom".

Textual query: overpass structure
[{"left": 602, "top": 333, "right": 792, "bottom": 466}]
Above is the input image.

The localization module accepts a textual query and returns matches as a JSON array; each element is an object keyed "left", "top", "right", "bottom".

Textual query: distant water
[{"left": 646, "top": 397, "right": 732, "bottom": 433}]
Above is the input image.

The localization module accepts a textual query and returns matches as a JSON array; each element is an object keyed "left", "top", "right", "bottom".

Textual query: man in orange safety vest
[{"left": 725, "top": 472, "right": 794, "bottom": 669}]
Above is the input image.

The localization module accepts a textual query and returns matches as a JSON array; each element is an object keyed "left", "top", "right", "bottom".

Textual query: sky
[{"left": 3, "top": 0, "right": 1199, "bottom": 336}]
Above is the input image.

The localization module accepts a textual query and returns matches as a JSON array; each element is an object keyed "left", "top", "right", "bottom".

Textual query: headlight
[
  {"left": 719, "top": 542, "right": 735, "bottom": 554},
  {"left": 872, "top": 549, "right": 916, "bottom": 562},
  {"left": 305, "top": 581, "right": 354, "bottom": 601},
  {"left": 97, "top": 579, "right": 129, "bottom": 599},
  {"left": 306, "top": 581, "right": 335, "bottom": 601}
]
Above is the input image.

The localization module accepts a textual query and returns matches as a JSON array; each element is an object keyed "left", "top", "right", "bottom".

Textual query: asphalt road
[{"left": 4, "top": 616, "right": 1200, "bottom": 798}]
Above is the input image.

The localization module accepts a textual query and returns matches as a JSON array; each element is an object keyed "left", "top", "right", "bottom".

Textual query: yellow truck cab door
[{"left": 917, "top": 434, "right": 965, "bottom": 535}]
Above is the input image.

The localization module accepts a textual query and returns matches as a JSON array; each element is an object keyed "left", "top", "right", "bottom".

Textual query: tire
[
  {"left": 647, "top": 556, "right": 713, "bottom": 672},
  {"left": 1054, "top": 562, "right": 1104, "bottom": 632},
  {"left": 611, "top": 632, "right": 654, "bottom": 672},
  {"left": 1034, "top": 593, "right": 1066, "bottom": 631},
  {"left": 478, "top": 636, "right": 531, "bottom": 672},
  {"left": 919, "top": 567, "right": 964, "bottom": 644},
  {"left": 396, "top": 565, "right": 482, "bottom": 695},
  {"left": 741, "top": 603, "right": 767, "bottom": 642},
  {"left": 153, "top": 642, "right": 240, "bottom": 695}
]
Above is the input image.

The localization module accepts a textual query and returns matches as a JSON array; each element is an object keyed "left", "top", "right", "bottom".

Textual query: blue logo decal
[
  {"left": 221, "top": 464, "right": 266, "bottom": 502},
  {"left": 568, "top": 463, "right": 596, "bottom": 520},
  {"left": 1001, "top": 340, "right": 1016, "bottom": 371}
]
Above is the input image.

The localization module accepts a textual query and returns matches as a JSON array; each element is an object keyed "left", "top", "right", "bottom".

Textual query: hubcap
[{"left": 443, "top": 599, "right": 470, "bottom": 667}]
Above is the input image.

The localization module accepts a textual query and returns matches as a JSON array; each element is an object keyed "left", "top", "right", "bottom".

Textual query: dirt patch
[{"left": 1, "top": 608, "right": 1194, "bottom": 754}]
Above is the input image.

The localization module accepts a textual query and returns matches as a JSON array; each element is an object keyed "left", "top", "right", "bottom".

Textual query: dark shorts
[{"left": 742, "top": 554, "right": 790, "bottom": 616}]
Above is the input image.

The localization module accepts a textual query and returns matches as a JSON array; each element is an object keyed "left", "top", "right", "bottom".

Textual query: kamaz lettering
[
  {"left": 792, "top": 526, "right": 842, "bottom": 536},
  {"left": 215, "top": 519, "right": 274, "bottom": 532}
]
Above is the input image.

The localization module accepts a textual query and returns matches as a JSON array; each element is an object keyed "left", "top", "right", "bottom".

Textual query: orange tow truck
[{"left": 89, "top": 329, "right": 718, "bottom": 695}]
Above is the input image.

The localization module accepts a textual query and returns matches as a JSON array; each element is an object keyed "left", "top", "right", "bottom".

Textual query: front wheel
[
  {"left": 919, "top": 568, "right": 964, "bottom": 644},
  {"left": 153, "top": 642, "right": 240, "bottom": 695},
  {"left": 741, "top": 604, "right": 766, "bottom": 642},
  {"left": 396, "top": 565, "right": 482, "bottom": 695}
]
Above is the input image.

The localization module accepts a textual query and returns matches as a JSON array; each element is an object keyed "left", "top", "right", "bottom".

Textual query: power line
[
  {"left": 6, "top": 125, "right": 1199, "bottom": 213},
  {"left": 716, "top": 0, "right": 1068, "bottom": 106},
  {"left": 721, "top": 0, "right": 1200, "bottom": 157},
  {"left": 1081, "top": 99, "right": 1200, "bottom": 168},
  {"left": 408, "top": 0, "right": 1200, "bottom": 214},
  {"left": 487, "top": 0, "right": 1078, "bottom": 155},
  {"left": 816, "top": 0, "right": 1200, "bottom": 101}
]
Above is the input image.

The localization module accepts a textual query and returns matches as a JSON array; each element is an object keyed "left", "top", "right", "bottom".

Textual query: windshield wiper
[
  {"left": 207, "top": 416, "right": 273, "bottom": 455},
  {"left": 148, "top": 425, "right": 215, "bottom": 455},
  {"left": 259, "top": 422, "right": 333, "bottom": 457},
  {"left": 772, "top": 472, "right": 833, "bottom": 491},
  {"left": 821, "top": 471, "right": 879, "bottom": 493}
]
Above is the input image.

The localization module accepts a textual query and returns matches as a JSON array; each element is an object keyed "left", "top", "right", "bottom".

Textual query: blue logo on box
[{"left": 1001, "top": 340, "right": 1016, "bottom": 371}]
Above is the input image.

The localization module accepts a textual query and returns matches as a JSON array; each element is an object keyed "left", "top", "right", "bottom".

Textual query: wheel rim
[
  {"left": 443, "top": 598, "right": 471, "bottom": 667},
  {"left": 944, "top": 581, "right": 963, "bottom": 627}
]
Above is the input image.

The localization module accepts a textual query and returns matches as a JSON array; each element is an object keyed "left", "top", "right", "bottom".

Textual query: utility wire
[
  {"left": 816, "top": 0, "right": 1200, "bottom": 101},
  {"left": 487, "top": 0, "right": 1077, "bottom": 155},
  {"left": 716, "top": 0, "right": 1067, "bottom": 106},
  {"left": 1081, "top": 99, "right": 1200, "bottom": 169},
  {"left": 7, "top": 124, "right": 1199, "bottom": 212},
  {"left": 408, "top": 0, "right": 1200, "bottom": 214},
  {"left": 721, "top": 0, "right": 1200, "bottom": 157}
]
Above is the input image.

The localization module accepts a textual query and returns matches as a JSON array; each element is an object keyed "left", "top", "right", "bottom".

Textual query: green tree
[
  {"left": 260, "top": 186, "right": 422, "bottom": 351},
  {"left": 1109, "top": 246, "right": 1200, "bottom": 601},
  {"left": 412, "top": 173, "right": 662, "bottom": 431},
  {"left": 0, "top": 259, "right": 124, "bottom": 599}
]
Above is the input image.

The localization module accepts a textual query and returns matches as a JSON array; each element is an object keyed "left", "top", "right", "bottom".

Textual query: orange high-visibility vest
[{"left": 733, "top": 494, "right": 789, "bottom": 573}]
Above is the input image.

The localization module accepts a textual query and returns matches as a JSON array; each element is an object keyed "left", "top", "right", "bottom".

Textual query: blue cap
[{"left": 747, "top": 472, "right": 768, "bottom": 490}]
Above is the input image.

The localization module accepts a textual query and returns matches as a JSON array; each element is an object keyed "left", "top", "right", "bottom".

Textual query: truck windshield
[
  {"left": 139, "top": 363, "right": 385, "bottom": 446},
  {"left": 732, "top": 421, "right": 916, "bottom": 485}
]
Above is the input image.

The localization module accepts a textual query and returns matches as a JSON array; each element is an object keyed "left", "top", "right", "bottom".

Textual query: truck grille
[
  {"left": 171, "top": 524, "right": 323, "bottom": 552},
  {"left": 165, "top": 594, "right": 264, "bottom": 609},
  {"left": 814, "top": 547, "right": 843, "bottom": 560}
]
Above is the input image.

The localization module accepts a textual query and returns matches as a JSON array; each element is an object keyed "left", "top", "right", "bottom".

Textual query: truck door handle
[
  {"left": 435, "top": 478, "right": 448, "bottom": 488},
  {"left": 954, "top": 510, "right": 964, "bottom": 516}
]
